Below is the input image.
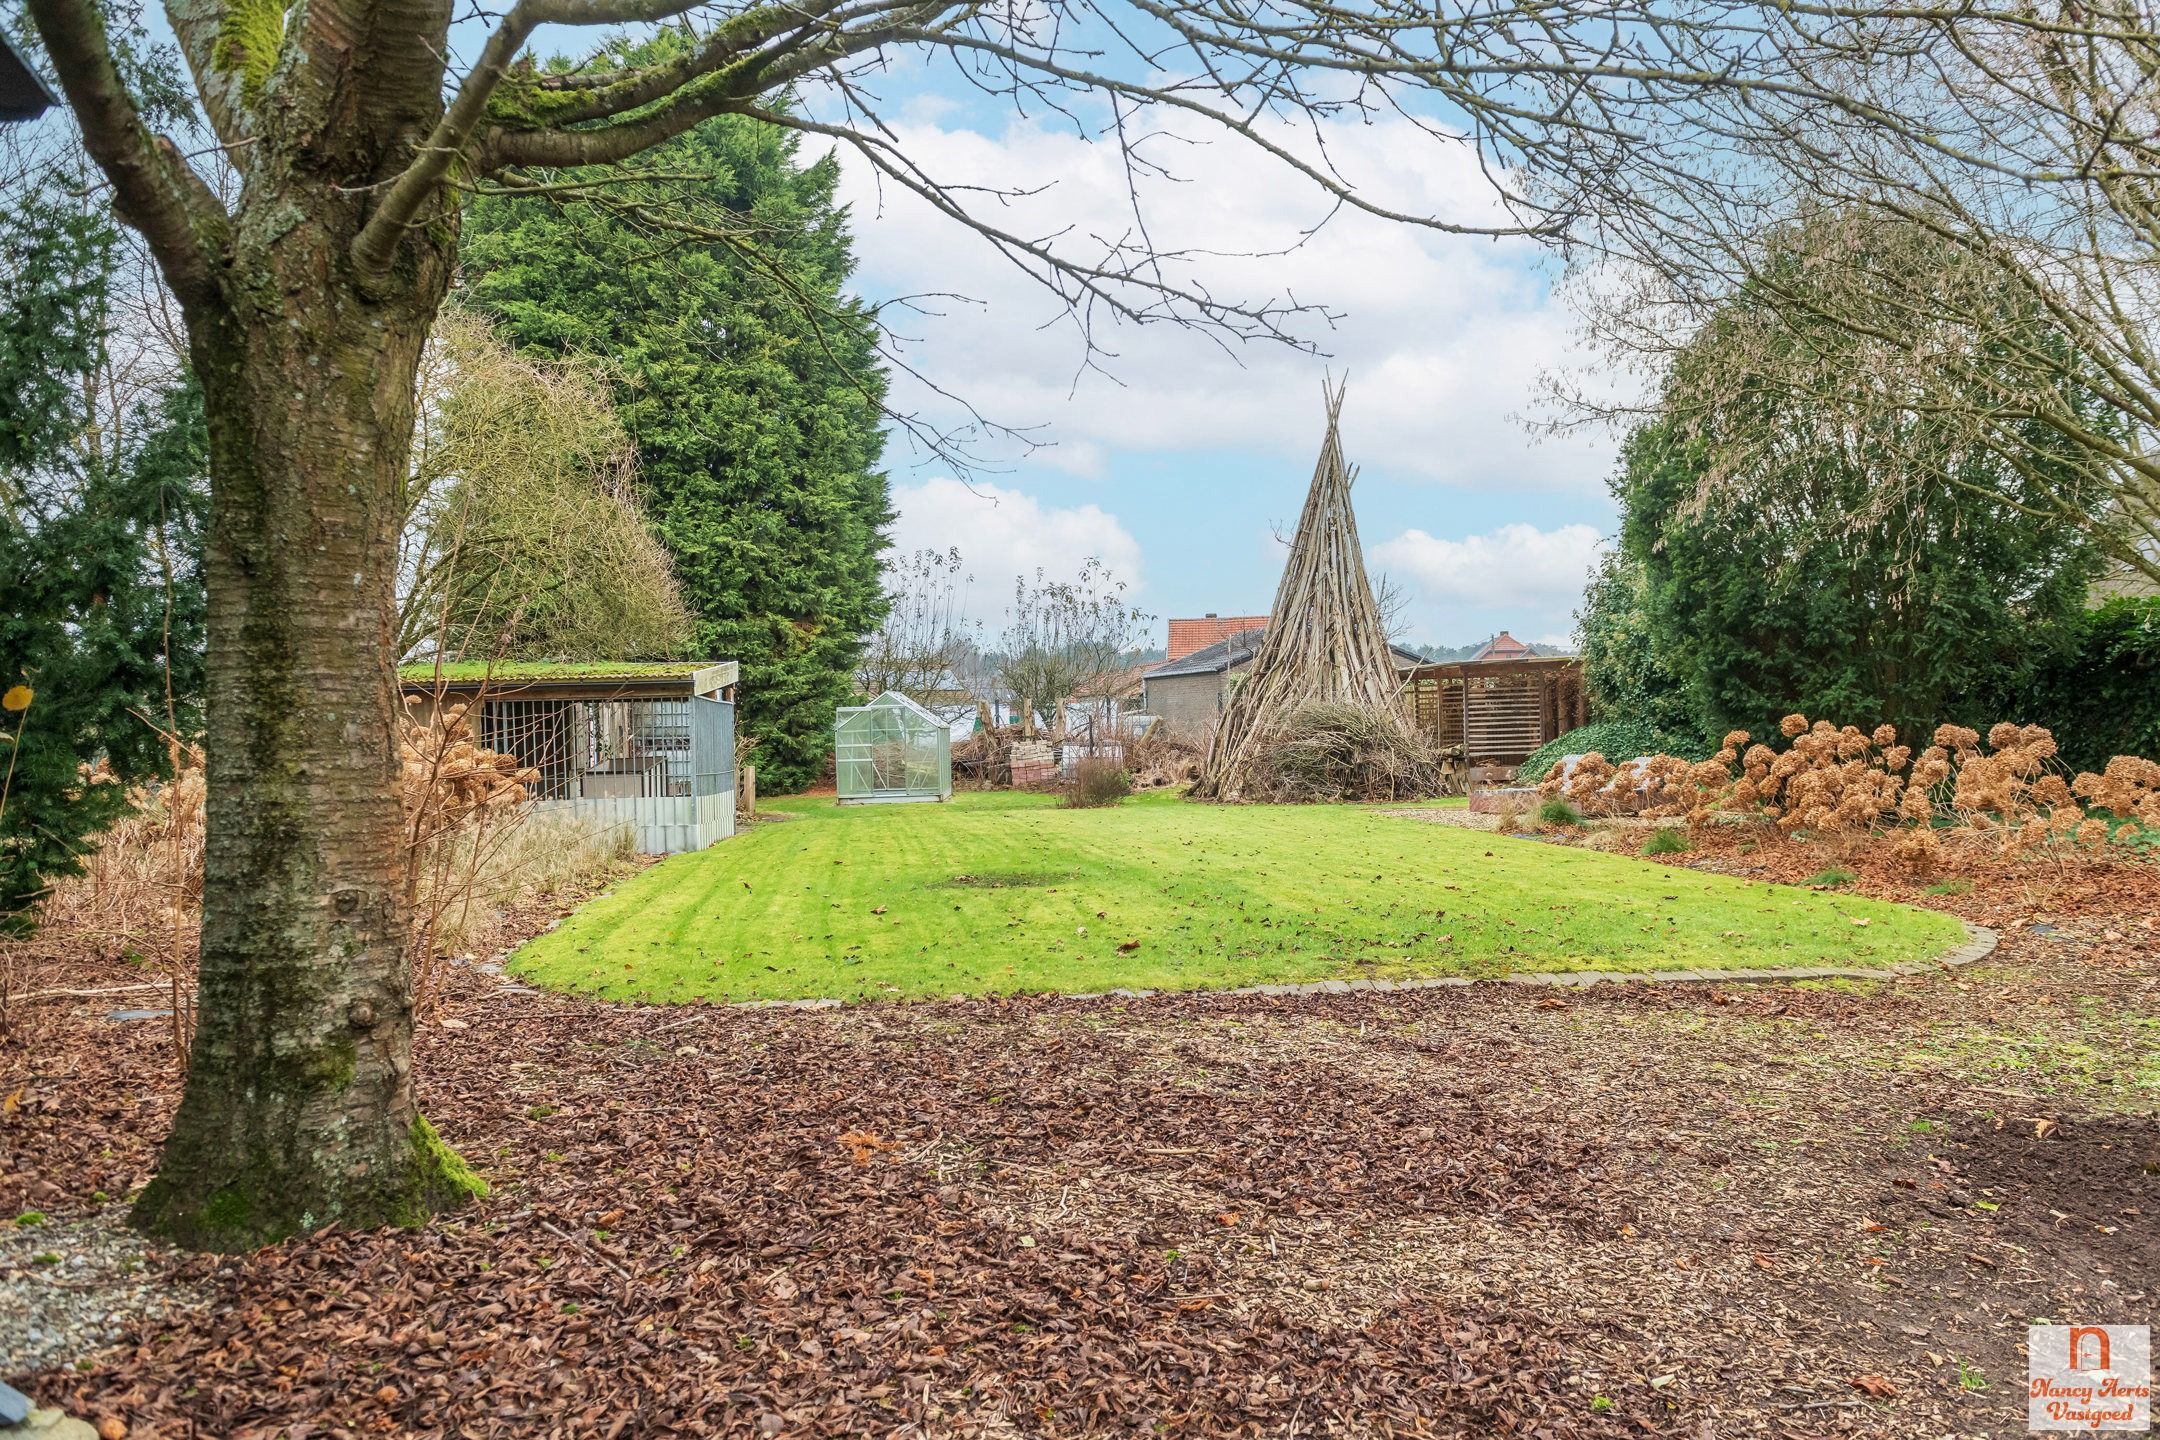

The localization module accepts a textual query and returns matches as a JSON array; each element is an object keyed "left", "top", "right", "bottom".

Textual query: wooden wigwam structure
[
  {"left": 1193, "top": 382, "right": 1421, "bottom": 800},
  {"left": 399, "top": 661, "right": 738, "bottom": 854}
]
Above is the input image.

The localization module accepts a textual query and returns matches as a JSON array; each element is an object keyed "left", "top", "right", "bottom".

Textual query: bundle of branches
[
  {"left": 1236, "top": 701, "right": 1465, "bottom": 803},
  {"left": 951, "top": 730, "right": 1009, "bottom": 790},
  {"left": 1128, "top": 729, "right": 1205, "bottom": 790},
  {"left": 1194, "top": 384, "right": 1415, "bottom": 800}
]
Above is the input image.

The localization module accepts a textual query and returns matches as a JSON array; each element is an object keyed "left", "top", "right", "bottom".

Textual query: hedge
[
  {"left": 1515, "top": 719, "right": 1712, "bottom": 785},
  {"left": 2019, "top": 595, "right": 2160, "bottom": 775}
]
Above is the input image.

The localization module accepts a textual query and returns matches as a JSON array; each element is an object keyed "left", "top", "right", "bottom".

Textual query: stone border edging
[{"left": 726, "top": 921, "right": 1998, "bottom": 1011}]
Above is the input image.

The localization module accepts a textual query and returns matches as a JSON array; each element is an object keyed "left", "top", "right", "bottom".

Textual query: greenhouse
[{"left": 835, "top": 691, "right": 952, "bottom": 804}]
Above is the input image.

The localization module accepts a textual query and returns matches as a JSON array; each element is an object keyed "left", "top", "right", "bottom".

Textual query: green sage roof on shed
[{"left": 398, "top": 660, "right": 737, "bottom": 694}]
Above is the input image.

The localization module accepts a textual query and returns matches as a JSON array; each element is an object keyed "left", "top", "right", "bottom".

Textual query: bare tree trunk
[{"left": 130, "top": 207, "right": 482, "bottom": 1250}]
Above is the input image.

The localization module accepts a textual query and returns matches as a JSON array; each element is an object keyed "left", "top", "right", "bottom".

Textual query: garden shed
[
  {"left": 1402, "top": 654, "right": 1586, "bottom": 766},
  {"left": 399, "top": 660, "right": 738, "bottom": 854},
  {"left": 835, "top": 691, "right": 952, "bottom": 804}
]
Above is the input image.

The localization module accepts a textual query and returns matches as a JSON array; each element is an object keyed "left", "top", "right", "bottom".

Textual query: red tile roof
[
  {"left": 1469, "top": 630, "right": 1535, "bottom": 661},
  {"left": 1167, "top": 614, "right": 1270, "bottom": 661}
]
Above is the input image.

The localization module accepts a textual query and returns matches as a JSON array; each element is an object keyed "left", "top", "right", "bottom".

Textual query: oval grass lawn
[{"left": 509, "top": 790, "right": 1966, "bottom": 1004}]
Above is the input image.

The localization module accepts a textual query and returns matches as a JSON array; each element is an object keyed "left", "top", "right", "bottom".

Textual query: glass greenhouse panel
[{"left": 834, "top": 691, "right": 952, "bottom": 804}]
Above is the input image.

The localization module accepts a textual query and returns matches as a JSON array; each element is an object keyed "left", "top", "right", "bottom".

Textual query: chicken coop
[
  {"left": 399, "top": 660, "right": 739, "bottom": 854},
  {"left": 835, "top": 691, "right": 952, "bottom": 804}
]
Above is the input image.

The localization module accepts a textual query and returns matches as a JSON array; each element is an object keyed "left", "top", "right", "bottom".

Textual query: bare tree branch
[{"left": 26, "top": 0, "right": 228, "bottom": 311}]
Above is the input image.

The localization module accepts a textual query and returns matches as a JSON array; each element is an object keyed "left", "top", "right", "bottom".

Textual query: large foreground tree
[{"left": 25, "top": 0, "right": 2105, "bottom": 1248}]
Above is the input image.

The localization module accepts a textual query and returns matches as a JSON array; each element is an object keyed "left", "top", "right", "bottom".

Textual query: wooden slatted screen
[{"left": 1464, "top": 676, "right": 1547, "bottom": 762}]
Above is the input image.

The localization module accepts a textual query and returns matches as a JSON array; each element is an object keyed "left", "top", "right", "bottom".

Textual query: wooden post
[{"left": 738, "top": 764, "right": 756, "bottom": 817}]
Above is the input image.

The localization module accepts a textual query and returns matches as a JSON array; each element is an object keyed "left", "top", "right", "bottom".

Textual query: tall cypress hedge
[{"left": 462, "top": 83, "right": 891, "bottom": 792}]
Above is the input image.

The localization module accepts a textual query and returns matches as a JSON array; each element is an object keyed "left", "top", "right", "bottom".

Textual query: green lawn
[{"left": 510, "top": 791, "right": 1967, "bottom": 1005}]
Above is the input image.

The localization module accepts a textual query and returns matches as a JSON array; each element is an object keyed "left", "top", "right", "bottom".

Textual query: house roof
[
  {"left": 1147, "top": 630, "right": 1422, "bottom": 680},
  {"left": 1469, "top": 630, "right": 1536, "bottom": 662},
  {"left": 0, "top": 35, "right": 53, "bottom": 122},
  {"left": 1145, "top": 627, "right": 1268, "bottom": 679},
  {"left": 1404, "top": 653, "right": 1581, "bottom": 683},
  {"left": 1167, "top": 614, "right": 1270, "bottom": 661}
]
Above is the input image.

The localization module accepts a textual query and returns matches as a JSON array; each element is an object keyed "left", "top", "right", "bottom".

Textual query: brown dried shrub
[
  {"left": 1062, "top": 757, "right": 1132, "bottom": 808},
  {"left": 9, "top": 749, "right": 207, "bottom": 1055},
  {"left": 2073, "top": 755, "right": 2160, "bottom": 829},
  {"left": 398, "top": 700, "right": 545, "bottom": 1013},
  {"left": 1537, "top": 711, "right": 2157, "bottom": 869}
]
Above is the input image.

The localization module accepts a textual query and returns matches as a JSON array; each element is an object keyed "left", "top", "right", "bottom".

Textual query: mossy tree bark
[
  {"left": 131, "top": 198, "right": 479, "bottom": 1249},
  {"left": 129, "top": 212, "right": 483, "bottom": 1248},
  {"left": 27, "top": 0, "right": 487, "bottom": 1250}
]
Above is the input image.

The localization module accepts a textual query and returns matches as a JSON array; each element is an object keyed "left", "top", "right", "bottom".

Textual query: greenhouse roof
[{"left": 853, "top": 690, "right": 944, "bottom": 725}]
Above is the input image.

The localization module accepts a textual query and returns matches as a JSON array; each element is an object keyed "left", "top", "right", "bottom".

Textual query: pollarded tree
[
  {"left": 996, "top": 560, "right": 1149, "bottom": 737},
  {"left": 20, "top": 0, "right": 1972, "bottom": 1250},
  {"left": 857, "top": 546, "right": 979, "bottom": 703}
]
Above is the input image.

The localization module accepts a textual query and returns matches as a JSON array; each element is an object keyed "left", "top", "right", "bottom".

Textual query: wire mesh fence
[{"left": 479, "top": 697, "right": 693, "bottom": 801}]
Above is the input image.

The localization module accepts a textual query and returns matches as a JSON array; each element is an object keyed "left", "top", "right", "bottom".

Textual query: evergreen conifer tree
[{"left": 463, "top": 80, "right": 890, "bottom": 792}]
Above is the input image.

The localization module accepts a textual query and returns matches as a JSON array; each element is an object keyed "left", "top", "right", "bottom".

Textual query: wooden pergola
[{"left": 1401, "top": 655, "right": 1586, "bottom": 766}]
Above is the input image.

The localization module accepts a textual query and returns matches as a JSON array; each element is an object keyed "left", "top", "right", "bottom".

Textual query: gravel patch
[
  {"left": 1380, "top": 805, "right": 1500, "bottom": 830},
  {"left": 0, "top": 1209, "right": 199, "bottom": 1380}
]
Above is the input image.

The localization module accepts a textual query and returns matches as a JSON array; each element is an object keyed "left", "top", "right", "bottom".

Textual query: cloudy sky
[
  {"left": 828, "top": 73, "right": 1624, "bottom": 651},
  {"left": 121, "top": 10, "right": 1623, "bottom": 651}
]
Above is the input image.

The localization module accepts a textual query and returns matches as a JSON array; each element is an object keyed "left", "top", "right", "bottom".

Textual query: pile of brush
[
  {"left": 1234, "top": 701, "right": 1465, "bottom": 803},
  {"left": 1127, "top": 729, "right": 1204, "bottom": 790}
]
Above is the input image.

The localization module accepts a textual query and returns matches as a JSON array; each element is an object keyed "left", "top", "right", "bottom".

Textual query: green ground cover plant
[
  {"left": 1535, "top": 797, "right": 1586, "bottom": 828},
  {"left": 510, "top": 792, "right": 1965, "bottom": 1004}
]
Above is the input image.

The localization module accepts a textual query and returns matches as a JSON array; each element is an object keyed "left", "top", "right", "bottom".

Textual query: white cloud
[
  {"left": 830, "top": 110, "right": 1625, "bottom": 492},
  {"left": 1373, "top": 522, "right": 1605, "bottom": 606},
  {"left": 1370, "top": 522, "right": 1607, "bottom": 640},
  {"left": 887, "top": 477, "right": 1144, "bottom": 627}
]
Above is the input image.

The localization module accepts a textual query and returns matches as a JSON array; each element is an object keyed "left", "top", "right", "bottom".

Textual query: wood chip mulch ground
[{"left": 3, "top": 823, "right": 2156, "bottom": 1439}]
